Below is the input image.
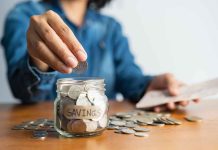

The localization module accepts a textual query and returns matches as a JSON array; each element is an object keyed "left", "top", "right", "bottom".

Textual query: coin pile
[
  {"left": 107, "top": 111, "right": 202, "bottom": 138},
  {"left": 11, "top": 113, "right": 202, "bottom": 139},
  {"left": 56, "top": 81, "right": 108, "bottom": 135},
  {"left": 11, "top": 119, "right": 55, "bottom": 139}
]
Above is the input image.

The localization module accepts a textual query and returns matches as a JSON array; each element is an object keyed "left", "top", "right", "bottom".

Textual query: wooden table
[{"left": 1, "top": 99, "right": 218, "bottom": 150}]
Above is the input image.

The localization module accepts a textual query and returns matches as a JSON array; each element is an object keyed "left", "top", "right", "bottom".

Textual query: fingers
[
  {"left": 45, "top": 10, "right": 87, "bottom": 62},
  {"left": 27, "top": 28, "right": 72, "bottom": 74},
  {"left": 154, "top": 106, "right": 167, "bottom": 113},
  {"left": 153, "top": 102, "right": 179, "bottom": 112},
  {"left": 31, "top": 16, "right": 78, "bottom": 68},
  {"left": 167, "top": 102, "right": 176, "bottom": 110},
  {"left": 178, "top": 101, "right": 189, "bottom": 107},
  {"left": 164, "top": 73, "right": 179, "bottom": 96}
]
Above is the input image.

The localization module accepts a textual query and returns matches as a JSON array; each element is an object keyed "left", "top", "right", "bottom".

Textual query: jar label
[{"left": 63, "top": 104, "right": 103, "bottom": 120}]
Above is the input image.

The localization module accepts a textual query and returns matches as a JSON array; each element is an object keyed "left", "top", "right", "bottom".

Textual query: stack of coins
[{"left": 55, "top": 80, "right": 108, "bottom": 135}]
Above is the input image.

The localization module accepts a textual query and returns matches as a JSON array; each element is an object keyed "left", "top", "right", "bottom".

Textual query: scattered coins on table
[
  {"left": 11, "top": 111, "right": 202, "bottom": 139},
  {"left": 11, "top": 118, "right": 55, "bottom": 140},
  {"left": 107, "top": 110, "right": 202, "bottom": 138}
]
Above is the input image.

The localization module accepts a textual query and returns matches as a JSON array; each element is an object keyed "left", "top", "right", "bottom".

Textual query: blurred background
[{"left": 0, "top": 0, "right": 218, "bottom": 103}]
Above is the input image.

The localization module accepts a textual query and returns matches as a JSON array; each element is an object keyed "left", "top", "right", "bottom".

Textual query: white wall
[{"left": 1, "top": 0, "right": 218, "bottom": 103}]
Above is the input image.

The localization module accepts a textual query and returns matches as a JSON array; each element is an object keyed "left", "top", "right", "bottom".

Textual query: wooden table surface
[{"left": 1, "top": 99, "right": 218, "bottom": 150}]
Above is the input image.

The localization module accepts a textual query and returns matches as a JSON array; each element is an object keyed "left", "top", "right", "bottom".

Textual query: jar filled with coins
[{"left": 54, "top": 78, "right": 108, "bottom": 137}]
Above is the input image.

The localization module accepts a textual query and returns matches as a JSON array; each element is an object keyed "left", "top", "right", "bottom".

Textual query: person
[{"left": 1, "top": 0, "right": 199, "bottom": 112}]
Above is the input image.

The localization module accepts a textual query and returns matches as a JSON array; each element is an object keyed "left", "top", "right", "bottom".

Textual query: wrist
[{"left": 29, "top": 55, "right": 50, "bottom": 72}]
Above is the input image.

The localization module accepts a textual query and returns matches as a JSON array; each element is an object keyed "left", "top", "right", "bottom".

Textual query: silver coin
[
  {"left": 33, "top": 131, "right": 48, "bottom": 140},
  {"left": 73, "top": 61, "right": 88, "bottom": 74},
  {"left": 58, "top": 84, "right": 71, "bottom": 97},
  {"left": 124, "top": 122, "right": 138, "bottom": 128},
  {"left": 107, "top": 125, "right": 120, "bottom": 130},
  {"left": 99, "top": 114, "right": 108, "bottom": 128},
  {"left": 185, "top": 116, "right": 202, "bottom": 122},
  {"left": 84, "top": 120, "right": 98, "bottom": 132},
  {"left": 109, "top": 116, "right": 121, "bottom": 121},
  {"left": 133, "top": 127, "right": 150, "bottom": 132},
  {"left": 134, "top": 132, "right": 149, "bottom": 137},
  {"left": 137, "top": 118, "right": 153, "bottom": 124},
  {"left": 115, "top": 112, "right": 132, "bottom": 118},
  {"left": 76, "top": 93, "right": 91, "bottom": 106},
  {"left": 12, "top": 125, "right": 26, "bottom": 130},
  {"left": 68, "top": 85, "right": 85, "bottom": 100},
  {"left": 167, "top": 118, "right": 182, "bottom": 125},
  {"left": 121, "top": 128, "right": 135, "bottom": 134},
  {"left": 114, "top": 130, "right": 122, "bottom": 134},
  {"left": 148, "top": 122, "right": 165, "bottom": 127},
  {"left": 110, "top": 120, "right": 126, "bottom": 126}
]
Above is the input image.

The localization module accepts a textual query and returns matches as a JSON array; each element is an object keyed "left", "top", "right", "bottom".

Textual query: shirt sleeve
[
  {"left": 1, "top": 6, "right": 58, "bottom": 104},
  {"left": 112, "top": 20, "right": 153, "bottom": 102}
]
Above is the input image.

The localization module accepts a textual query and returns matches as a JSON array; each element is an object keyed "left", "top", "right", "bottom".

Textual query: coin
[
  {"left": 148, "top": 123, "right": 165, "bottom": 127},
  {"left": 12, "top": 125, "right": 26, "bottom": 130},
  {"left": 67, "top": 120, "right": 86, "bottom": 133},
  {"left": 115, "top": 112, "right": 132, "bottom": 118},
  {"left": 134, "top": 132, "right": 149, "bottom": 137},
  {"left": 167, "top": 118, "right": 182, "bottom": 125},
  {"left": 185, "top": 116, "right": 202, "bottom": 122},
  {"left": 109, "top": 116, "right": 121, "bottom": 121},
  {"left": 110, "top": 120, "right": 126, "bottom": 126},
  {"left": 133, "top": 127, "right": 150, "bottom": 132},
  {"left": 73, "top": 61, "right": 88, "bottom": 74},
  {"left": 121, "top": 128, "right": 135, "bottom": 134},
  {"left": 107, "top": 125, "right": 120, "bottom": 130},
  {"left": 114, "top": 130, "right": 122, "bottom": 134},
  {"left": 76, "top": 93, "right": 91, "bottom": 106},
  {"left": 84, "top": 120, "right": 98, "bottom": 132},
  {"left": 87, "top": 90, "right": 98, "bottom": 103},
  {"left": 137, "top": 118, "right": 153, "bottom": 124},
  {"left": 59, "top": 84, "right": 71, "bottom": 97},
  {"left": 33, "top": 131, "right": 48, "bottom": 140},
  {"left": 91, "top": 94, "right": 107, "bottom": 117},
  {"left": 99, "top": 114, "right": 108, "bottom": 128},
  {"left": 68, "top": 85, "right": 85, "bottom": 99},
  {"left": 124, "top": 122, "right": 138, "bottom": 128}
]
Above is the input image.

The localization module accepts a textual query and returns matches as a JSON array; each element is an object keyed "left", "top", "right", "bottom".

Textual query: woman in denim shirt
[{"left": 1, "top": 0, "right": 199, "bottom": 112}]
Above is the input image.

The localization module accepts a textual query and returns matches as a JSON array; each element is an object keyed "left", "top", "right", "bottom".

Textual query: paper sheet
[{"left": 136, "top": 78, "right": 218, "bottom": 108}]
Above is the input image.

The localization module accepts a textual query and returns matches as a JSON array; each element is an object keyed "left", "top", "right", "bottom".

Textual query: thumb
[{"left": 166, "top": 78, "right": 179, "bottom": 96}]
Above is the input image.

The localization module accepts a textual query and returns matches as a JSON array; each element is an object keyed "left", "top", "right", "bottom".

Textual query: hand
[
  {"left": 147, "top": 73, "right": 200, "bottom": 112},
  {"left": 27, "top": 10, "right": 87, "bottom": 73}
]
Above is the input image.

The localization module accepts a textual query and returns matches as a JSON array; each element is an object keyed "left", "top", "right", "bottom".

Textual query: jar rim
[{"left": 57, "top": 77, "right": 104, "bottom": 84}]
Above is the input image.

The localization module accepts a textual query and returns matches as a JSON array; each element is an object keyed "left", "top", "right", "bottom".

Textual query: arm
[
  {"left": 1, "top": 8, "right": 57, "bottom": 103},
  {"left": 112, "top": 21, "right": 153, "bottom": 102}
]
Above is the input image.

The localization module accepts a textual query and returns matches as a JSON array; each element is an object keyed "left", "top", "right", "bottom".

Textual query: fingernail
[
  {"left": 66, "top": 57, "right": 78, "bottom": 68},
  {"left": 60, "top": 65, "right": 72, "bottom": 74},
  {"left": 76, "top": 50, "right": 87, "bottom": 61}
]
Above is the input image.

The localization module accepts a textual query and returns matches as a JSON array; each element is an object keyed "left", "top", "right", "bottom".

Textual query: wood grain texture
[{"left": 0, "top": 100, "right": 218, "bottom": 150}]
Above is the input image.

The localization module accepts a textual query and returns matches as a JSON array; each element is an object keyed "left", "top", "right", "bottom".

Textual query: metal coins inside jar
[{"left": 54, "top": 78, "right": 108, "bottom": 137}]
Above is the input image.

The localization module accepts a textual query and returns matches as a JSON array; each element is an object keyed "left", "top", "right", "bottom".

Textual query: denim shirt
[{"left": 1, "top": 0, "right": 153, "bottom": 103}]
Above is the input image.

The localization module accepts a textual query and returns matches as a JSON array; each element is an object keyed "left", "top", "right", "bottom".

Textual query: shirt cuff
[
  {"left": 27, "top": 57, "right": 58, "bottom": 85},
  {"left": 132, "top": 75, "right": 154, "bottom": 102}
]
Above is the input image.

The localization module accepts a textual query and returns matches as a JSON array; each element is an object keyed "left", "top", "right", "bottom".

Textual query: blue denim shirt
[{"left": 1, "top": 0, "right": 153, "bottom": 103}]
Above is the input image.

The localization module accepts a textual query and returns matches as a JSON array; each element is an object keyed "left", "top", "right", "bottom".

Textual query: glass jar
[{"left": 54, "top": 78, "right": 109, "bottom": 137}]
